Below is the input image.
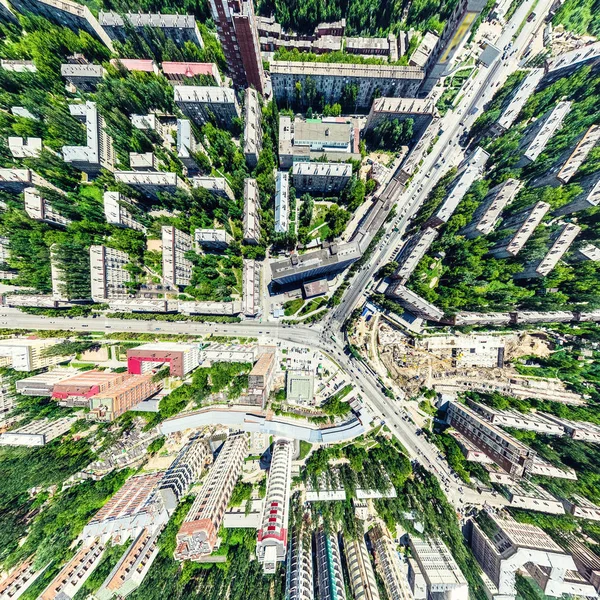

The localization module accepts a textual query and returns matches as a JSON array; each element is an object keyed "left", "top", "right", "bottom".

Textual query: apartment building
[
  {"left": 114, "top": 171, "right": 189, "bottom": 200},
  {"left": 292, "top": 162, "right": 352, "bottom": 193},
  {"left": 195, "top": 228, "right": 232, "bottom": 249},
  {"left": 520, "top": 101, "right": 572, "bottom": 165},
  {"left": 244, "top": 87, "right": 262, "bottom": 168},
  {"left": 89, "top": 373, "right": 162, "bottom": 421},
  {"left": 270, "top": 62, "right": 424, "bottom": 108},
  {"left": 393, "top": 227, "right": 438, "bottom": 282},
  {"left": 98, "top": 11, "right": 203, "bottom": 48},
  {"left": 516, "top": 223, "right": 581, "bottom": 279},
  {"left": 0, "top": 168, "right": 33, "bottom": 191},
  {"left": 345, "top": 534, "right": 381, "bottom": 600},
  {"left": 0, "top": 416, "right": 76, "bottom": 446},
  {"left": 446, "top": 400, "right": 536, "bottom": 476},
  {"left": 426, "top": 147, "right": 490, "bottom": 228},
  {"left": 408, "top": 31, "right": 440, "bottom": 70},
  {"left": 556, "top": 124, "right": 600, "bottom": 184},
  {"left": 200, "top": 343, "right": 258, "bottom": 364},
  {"left": 60, "top": 63, "right": 104, "bottom": 91},
  {"left": 162, "top": 61, "right": 221, "bottom": 85},
  {"left": 369, "top": 525, "right": 412, "bottom": 600},
  {"left": 257, "top": 439, "right": 293, "bottom": 573},
  {"left": 499, "top": 479, "right": 565, "bottom": 514},
  {"left": 0, "top": 556, "right": 46, "bottom": 600},
  {"left": 63, "top": 101, "right": 115, "bottom": 173},
  {"left": 408, "top": 536, "right": 468, "bottom": 600},
  {"left": 175, "top": 433, "right": 247, "bottom": 559},
  {"left": 95, "top": 528, "right": 161, "bottom": 600},
  {"left": 15, "top": 369, "right": 79, "bottom": 396},
  {"left": 161, "top": 226, "right": 194, "bottom": 288},
  {"left": 385, "top": 283, "right": 445, "bottom": 321},
  {"left": 286, "top": 526, "right": 314, "bottom": 600},
  {"left": 0, "top": 338, "right": 68, "bottom": 371},
  {"left": 492, "top": 69, "right": 544, "bottom": 135},
  {"left": 315, "top": 528, "right": 346, "bottom": 600},
  {"left": 158, "top": 434, "right": 210, "bottom": 512},
  {"left": 555, "top": 178, "right": 600, "bottom": 216},
  {"left": 564, "top": 535, "right": 600, "bottom": 593},
  {"left": 209, "top": 0, "right": 265, "bottom": 93},
  {"left": 470, "top": 512, "right": 579, "bottom": 600},
  {"left": 563, "top": 495, "right": 600, "bottom": 521},
  {"left": 103, "top": 192, "right": 145, "bottom": 231},
  {"left": 7, "top": 136, "right": 42, "bottom": 158},
  {"left": 24, "top": 187, "right": 71, "bottom": 227},
  {"left": 243, "top": 178, "right": 261, "bottom": 244},
  {"left": 275, "top": 171, "right": 290, "bottom": 233},
  {"left": 242, "top": 259, "right": 260, "bottom": 317},
  {"left": 40, "top": 540, "right": 105, "bottom": 600},
  {"left": 129, "top": 152, "right": 157, "bottom": 171},
  {"left": 89, "top": 245, "right": 131, "bottom": 301},
  {"left": 174, "top": 86, "right": 240, "bottom": 129},
  {"left": 192, "top": 176, "right": 235, "bottom": 200},
  {"left": 52, "top": 370, "right": 130, "bottom": 407},
  {"left": 127, "top": 342, "right": 200, "bottom": 377},
  {"left": 246, "top": 352, "right": 276, "bottom": 407},
  {"left": 82, "top": 473, "right": 167, "bottom": 542},
  {"left": 543, "top": 41, "right": 600, "bottom": 86},
  {"left": 462, "top": 178, "right": 522, "bottom": 239},
  {"left": 176, "top": 118, "right": 201, "bottom": 173},
  {"left": 490, "top": 201, "right": 550, "bottom": 258},
  {"left": 365, "top": 97, "right": 436, "bottom": 138}
]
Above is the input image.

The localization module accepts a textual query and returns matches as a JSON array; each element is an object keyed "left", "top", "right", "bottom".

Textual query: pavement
[{"left": 0, "top": 0, "right": 552, "bottom": 512}]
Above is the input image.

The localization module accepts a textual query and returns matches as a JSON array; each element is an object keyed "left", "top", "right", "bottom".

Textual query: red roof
[
  {"left": 111, "top": 58, "right": 156, "bottom": 72},
  {"left": 161, "top": 62, "right": 216, "bottom": 77}
]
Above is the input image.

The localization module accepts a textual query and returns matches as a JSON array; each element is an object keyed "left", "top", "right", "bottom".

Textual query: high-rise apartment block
[
  {"left": 315, "top": 528, "right": 346, "bottom": 600},
  {"left": 257, "top": 439, "right": 293, "bottom": 573},
  {"left": 51, "top": 369, "right": 131, "bottom": 407},
  {"left": 0, "top": 338, "right": 68, "bottom": 371},
  {"left": 246, "top": 352, "right": 276, "bottom": 407},
  {"left": 408, "top": 536, "right": 469, "bottom": 600},
  {"left": 275, "top": 171, "right": 290, "bottom": 233},
  {"left": 345, "top": 534, "right": 381, "bottom": 600},
  {"left": 161, "top": 226, "right": 194, "bottom": 288},
  {"left": 244, "top": 87, "right": 262, "bottom": 167},
  {"left": 127, "top": 342, "right": 200, "bottom": 377},
  {"left": 103, "top": 192, "right": 145, "bottom": 231},
  {"left": 89, "top": 373, "right": 162, "bottom": 421},
  {"left": 63, "top": 101, "right": 115, "bottom": 173},
  {"left": 158, "top": 434, "right": 210, "bottom": 512},
  {"left": 0, "top": 557, "right": 46, "bottom": 600},
  {"left": 243, "top": 178, "right": 261, "bottom": 244},
  {"left": 90, "top": 245, "right": 131, "bottom": 301},
  {"left": 175, "top": 433, "right": 247, "bottom": 560},
  {"left": 24, "top": 188, "right": 71, "bottom": 227},
  {"left": 286, "top": 526, "right": 314, "bottom": 600},
  {"left": 369, "top": 525, "right": 412, "bottom": 600},
  {"left": 209, "top": 0, "right": 265, "bottom": 93},
  {"left": 174, "top": 86, "right": 241, "bottom": 129}
]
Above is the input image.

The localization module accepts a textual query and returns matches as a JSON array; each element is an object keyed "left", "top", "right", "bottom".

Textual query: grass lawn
[{"left": 283, "top": 298, "right": 304, "bottom": 316}]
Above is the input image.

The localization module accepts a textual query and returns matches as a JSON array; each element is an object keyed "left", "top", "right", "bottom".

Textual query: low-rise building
[
  {"left": 246, "top": 352, "right": 276, "bottom": 408},
  {"left": 114, "top": 171, "right": 189, "bottom": 200},
  {"left": 194, "top": 228, "right": 232, "bottom": 249},
  {"left": 490, "top": 201, "right": 551, "bottom": 258},
  {"left": 393, "top": 227, "right": 438, "bottom": 282},
  {"left": 369, "top": 524, "right": 412, "bottom": 600},
  {"left": 162, "top": 61, "right": 221, "bottom": 85},
  {"left": 498, "top": 479, "right": 565, "bottom": 514},
  {"left": 385, "top": 284, "right": 445, "bottom": 321},
  {"left": 176, "top": 118, "right": 202, "bottom": 173},
  {"left": 7, "top": 136, "right": 42, "bottom": 158},
  {"left": 129, "top": 152, "right": 157, "bottom": 171},
  {"left": 162, "top": 225, "right": 193, "bottom": 288},
  {"left": 543, "top": 41, "right": 600, "bottom": 86},
  {"left": 63, "top": 101, "right": 115, "bottom": 173},
  {"left": 563, "top": 495, "right": 600, "bottom": 521},
  {"left": 557, "top": 124, "right": 600, "bottom": 184},
  {"left": 24, "top": 187, "right": 71, "bottom": 227},
  {"left": 416, "top": 334, "right": 505, "bottom": 368},
  {"left": 174, "top": 86, "right": 240, "bottom": 129},
  {"left": 408, "top": 536, "right": 469, "bottom": 600},
  {"left": 81, "top": 473, "right": 167, "bottom": 542},
  {"left": 408, "top": 31, "right": 440, "bottom": 70},
  {"left": 89, "top": 374, "right": 162, "bottom": 421},
  {"left": 200, "top": 343, "right": 258, "bottom": 365},
  {"left": 575, "top": 243, "right": 600, "bottom": 262},
  {"left": 60, "top": 63, "right": 105, "bottom": 91},
  {"left": 40, "top": 540, "right": 105, "bottom": 600},
  {"left": 257, "top": 439, "right": 293, "bottom": 573},
  {"left": 90, "top": 245, "right": 131, "bottom": 301},
  {"left": 103, "top": 191, "right": 145, "bottom": 231},
  {"left": 175, "top": 433, "right": 247, "bottom": 559},
  {"left": 345, "top": 534, "right": 381, "bottom": 600},
  {"left": 15, "top": 369, "right": 79, "bottom": 396},
  {"left": 275, "top": 171, "right": 290, "bottom": 233},
  {"left": 112, "top": 58, "right": 158, "bottom": 74},
  {"left": 52, "top": 370, "right": 131, "bottom": 407},
  {"left": 0, "top": 338, "right": 68, "bottom": 371},
  {"left": 192, "top": 176, "right": 235, "bottom": 200},
  {"left": 271, "top": 242, "right": 361, "bottom": 285},
  {"left": 158, "top": 434, "right": 210, "bottom": 512},
  {"left": 243, "top": 178, "right": 261, "bottom": 244},
  {"left": 462, "top": 178, "right": 522, "bottom": 239},
  {"left": 315, "top": 528, "right": 346, "bottom": 600},
  {"left": 242, "top": 259, "right": 260, "bottom": 318},
  {"left": 364, "top": 97, "right": 436, "bottom": 139},
  {"left": 223, "top": 499, "right": 264, "bottom": 529},
  {"left": 303, "top": 278, "right": 328, "bottom": 298},
  {"left": 286, "top": 370, "right": 314, "bottom": 404},
  {"left": 292, "top": 162, "right": 352, "bottom": 193},
  {"left": 244, "top": 87, "right": 262, "bottom": 168},
  {"left": 127, "top": 342, "right": 200, "bottom": 377},
  {"left": 0, "top": 416, "right": 77, "bottom": 446}
]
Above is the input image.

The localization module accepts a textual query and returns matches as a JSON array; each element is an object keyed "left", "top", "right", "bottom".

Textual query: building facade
[
  {"left": 162, "top": 225, "right": 194, "bottom": 288},
  {"left": 174, "top": 86, "right": 241, "bottom": 129},
  {"left": 127, "top": 342, "right": 200, "bottom": 377},
  {"left": 90, "top": 245, "right": 131, "bottom": 301}
]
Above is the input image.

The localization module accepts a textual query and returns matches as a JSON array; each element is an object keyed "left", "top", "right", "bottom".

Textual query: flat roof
[
  {"left": 294, "top": 119, "right": 351, "bottom": 144},
  {"left": 271, "top": 242, "right": 361, "bottom": 278},
  {"left": 250, "top": 352, "right": 275, "bottom": 377},
  {"left": 270, "top": 61, "right": 424, "bottom": 80}
]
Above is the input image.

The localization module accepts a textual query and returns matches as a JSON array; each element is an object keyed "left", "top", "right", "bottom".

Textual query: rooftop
[{"left": 270, "top": 61, "right": 424, "bottom": 80}]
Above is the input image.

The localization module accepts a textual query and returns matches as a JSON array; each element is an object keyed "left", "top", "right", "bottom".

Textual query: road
[{"left": 0, "top": 1, "right": 551, "bottom": 511}]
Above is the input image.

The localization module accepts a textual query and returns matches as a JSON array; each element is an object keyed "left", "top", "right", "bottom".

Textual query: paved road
[{"left": 0, "top": 1, "right": 551, "bottom": 511}]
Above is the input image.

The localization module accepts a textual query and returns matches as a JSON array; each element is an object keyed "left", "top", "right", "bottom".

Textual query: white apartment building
[
  {"left": 192, "top": 176, "right": 235, "bottom": 200},
  {"left": 275, "top": 171, "right": 289, "bottom": 233},
  {"left": 244, "top": 87, "right": 262, "bottom": 168},
  {"left": 162, "top": 226, "right": 193, "bottom": 288},
  {"left": 369, "top": 525, "right": 413, "bottom": 600},
  {"left": 243, "top": 178, "right": 261, "bottom": 244},
  {"left": 0, "top": 338, "right": 68, "bottom": 371},
  {"left": 521, "top": 101, "right": 572, "bottom": 164},
  {"left": 114, "top": 171, "right": 189, "bottom": 200},
  {"left": 90, "top": 245, "right": 131, "bottom": 301},
  {"left": 103, "top": 191, "right": 145, "bottom": 231},
  {"left": 286, "top": 526, "right": 314, "bottom": 600},
  {"left": 174, "top": 86, "right": 240, "bottom": 128},
  {"left": 257, "top": 439, "right": 293, "bottom": 573},
  {"left": 24, "top": 187, "right": 71, "bottom": 227},
  {"left": 345, "top": 534, "right": 381, "bottom": 600},
  {"left": 557, "top": 124, "right": 600, "bottom": 184},
  {"left": 7, "top": 136, "right": 42, "bottom": 158}
]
